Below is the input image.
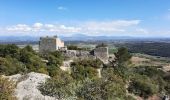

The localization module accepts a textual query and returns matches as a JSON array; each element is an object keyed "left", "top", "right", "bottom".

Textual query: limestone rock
[{"left": 8, "top": 72, "right": 56, "bottom": 100}]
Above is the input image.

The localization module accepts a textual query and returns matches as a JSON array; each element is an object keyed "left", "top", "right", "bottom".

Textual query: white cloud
[
  {"left": 81, "top": 20, "right": 140, "bottom": 34},
  {"left": 6, "top": 24, "right": 31, "bottom": 32},
  {"left": 3, "top": 20, "right": 144, "bottom": 36},
  {"left": 57, "top": 6, "right": 67, "bottom": 10},
  {"left": 44, "top": 24, "right": 81, "bottom": 33},
  {"left": 33, "top": 23, "right": 43, "bottom": 28},
  {"left": 33, "top": 23, "right": 43, "bottom": 31}
]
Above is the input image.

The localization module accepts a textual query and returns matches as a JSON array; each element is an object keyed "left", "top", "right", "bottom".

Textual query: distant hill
[
  {"left": 0, "top": 36, "right": 39, "bottom": 44},
  {"left": 0, "top": 36, "right": 39, "bottom": 42},
  {"left": 60, "top": 34, "right": 137, "bottom": 41},
  {"left": 1, "top": 34, "right": 170, "bottom": 44}
]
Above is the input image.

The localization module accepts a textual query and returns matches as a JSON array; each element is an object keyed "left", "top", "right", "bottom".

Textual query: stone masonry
[{"left": 39, "top": 36, "right": 64, "bottom": 53}]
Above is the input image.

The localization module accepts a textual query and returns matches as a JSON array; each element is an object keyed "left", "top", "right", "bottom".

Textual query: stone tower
[{"left": 39, "top": 36, "right": 64, "bottom": 53}]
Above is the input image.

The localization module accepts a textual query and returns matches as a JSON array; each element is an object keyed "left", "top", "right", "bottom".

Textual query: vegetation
[
  {"left": 76, "top": 78, "right": 129, "bottom": 100},
  {"left": 70, "top": 59, "right": 102, "bottom": 80},
  {"left": 0, "top": 76, "right": 16, "bottom": 100},
  {"left": 38, "top": 69, "right": 74, "bottom": 99},
  {"left": 128, "top": 74, "right": 159, "bottom": 99},
  {"left": 96, "top": 43, "right": 108, "bottom": 48},
  {"left": 130, "top": 66, "right": 170, "bottom": 97},
  {"left": 0, "top": 56, "right": 25, "bottom": 75},
  {"left": 0, "top": 44, "right": 170, "bottom": 99},
  {"left": 67, "top": 45, "right": 88, "bottom": 50},
  {"left": 115, "top": 42, "right": 170, "bottom": 57},
  {"left": 107, "top": 47, "right": 132, "bottom": 79},
  {"left": 0, "top": 44, "right": 64, "bottom": 76}
]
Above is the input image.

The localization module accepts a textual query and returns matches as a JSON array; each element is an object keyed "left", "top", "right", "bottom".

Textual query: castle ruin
[
  {"left": 39, "top": 36, "right": 109, "bottom": 63},
  {"left": 39, "top": 36, "right": 64, "bottom": 53}
]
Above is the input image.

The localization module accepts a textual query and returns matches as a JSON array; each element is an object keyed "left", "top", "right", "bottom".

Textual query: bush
[
  {"left": 43, "top": 51, "right": 64, "bottom": 67},
  {"left": 38, "top": 69, "right": 74, "bottom": 99},
  {"left": 133, "top": 66, "right": 167, "bottom": 93},
  {"left": 46, "top": 65, "right": 59, "bottom": 77},
  {"left": 0, "top": 44, "right": 20, "bottom": 58},
  {"left": 67, "top": 45, "right": 86, "bottom": 50},
  {"left": 0, "top": 76, "right": 17, "bottom": 100},
  {"left": 76, "top": 78, "right": 128, "bottom": 100},
  {"left": 75, "top": 67, "right": 134, "bottom": 100},
  {"left": 128, "top": 74, "right": 159, "bottom": 99},
  {"left": 71, "top": 65, "right": 98, "bottom": 80},
  {"left": 0, "top": 56, "right": 26, "bottom": 75},
  {"left": 71, "top": 58, "right": 103, "bottom": 68}
]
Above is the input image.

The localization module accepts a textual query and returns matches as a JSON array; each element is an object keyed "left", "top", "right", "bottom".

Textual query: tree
[
  {"left": 19, "top": 48, "right": 33, "bottom": 63},
  {"left": 114, "top": 47, "right": 132, "bottom": 66},
  {"left": 23, "top": 45, "right": 35, "bottom": 54},
  {"left": 108, "top": 47, "right": 132, "bottom": 80},
  {"left": 0, "top": 44, "right": 20, "bottom": 58},
  {"left": 0, "top": 56, "right": 25, "bottom": 75},
  {"left": 19, "top": 47, "right": 48, "bottom": 73},
  {"left": 0, "top": 76, "right": 17, "bottom": 100}
]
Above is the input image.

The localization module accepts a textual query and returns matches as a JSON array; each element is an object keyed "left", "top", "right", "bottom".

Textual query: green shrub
[
  {"left": 42, "top": 51, "right": 64, "bottom": 67},
  {"left": 46, "top": 65, "right": 59, "bottom": 77},
  {"left": 76, "top": 78, "right": 128, "bottom": 100},
  {"left": 38, "top": 69, "right": 74, "bottom": 99},
  {"left": 0, "top": 44, "right": 20, "bottom": 58},
  {"left": 0, "top": 56, "right": 26, "bottom": 75},
  {"left": 67, "top": 45, "right": 87, "bottom": 50},
  {"left": 71, "top": 58, "right": 103, "bottom": 68},
  {"left": 71, "top": 64, "right": 98, "bottom": 81},
  {"left": 128, "top": 74, "right": 159, "bottom": 99}
]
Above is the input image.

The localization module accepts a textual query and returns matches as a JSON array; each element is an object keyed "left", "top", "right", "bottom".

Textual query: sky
[{"left": 0, "top": 0, "right": 170, "bottom": 37}]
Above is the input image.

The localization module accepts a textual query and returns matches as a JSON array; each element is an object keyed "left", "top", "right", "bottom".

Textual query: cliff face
[{"left": 7, "top": 72, "right": 55, "bottom": 100}]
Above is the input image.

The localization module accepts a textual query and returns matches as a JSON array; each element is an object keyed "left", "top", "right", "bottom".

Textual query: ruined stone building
[
  {"left": 64, "top": 47, "right": 109, "bottom": 64},
  {"left": 91, "top": 47, "right": 109, "bottom": 63},
  {"left": 39, "top": 36, "right": 109, "bottom": 63},
  {"left": 39, "top": 36, "right": 64, "bottom": 53}
]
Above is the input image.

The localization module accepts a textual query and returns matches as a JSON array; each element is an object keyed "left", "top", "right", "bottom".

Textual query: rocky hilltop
[{"left": 7, "top": 72, "right": 55, "bottom": 100}]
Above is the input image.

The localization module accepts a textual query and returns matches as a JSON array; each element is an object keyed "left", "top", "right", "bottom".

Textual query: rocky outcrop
[{"left": 8, "top": 72, "right": 55, "bottom": 100}]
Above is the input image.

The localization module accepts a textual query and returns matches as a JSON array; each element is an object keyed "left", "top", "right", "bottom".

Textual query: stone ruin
[
  {"left": 62, "top": 47, "right": 109, "bottom": 64},
  {"left": 91, "top": 47, "right": 109, "bottom": 63}
]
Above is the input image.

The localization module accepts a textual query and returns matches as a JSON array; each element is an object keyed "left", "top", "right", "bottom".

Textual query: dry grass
[{"left": 131, "top": 55, "right": 170, "bottom": 68}]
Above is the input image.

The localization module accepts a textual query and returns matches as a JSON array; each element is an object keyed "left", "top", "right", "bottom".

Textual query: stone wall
[
  {"left": 92, "top": 47, "right": 109, "bottom": 63},
  {"left": 39, "top": 36, "right": 64, "bottom": 53},
  {"left": 63, "top": 50, "right": 91, "bottom": 59},
  {"left": 63, "top": 47, "right": 109, "bottom": 63},
  {"left": 39, "top": 37, "right": 57, "bottom": 53}
]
